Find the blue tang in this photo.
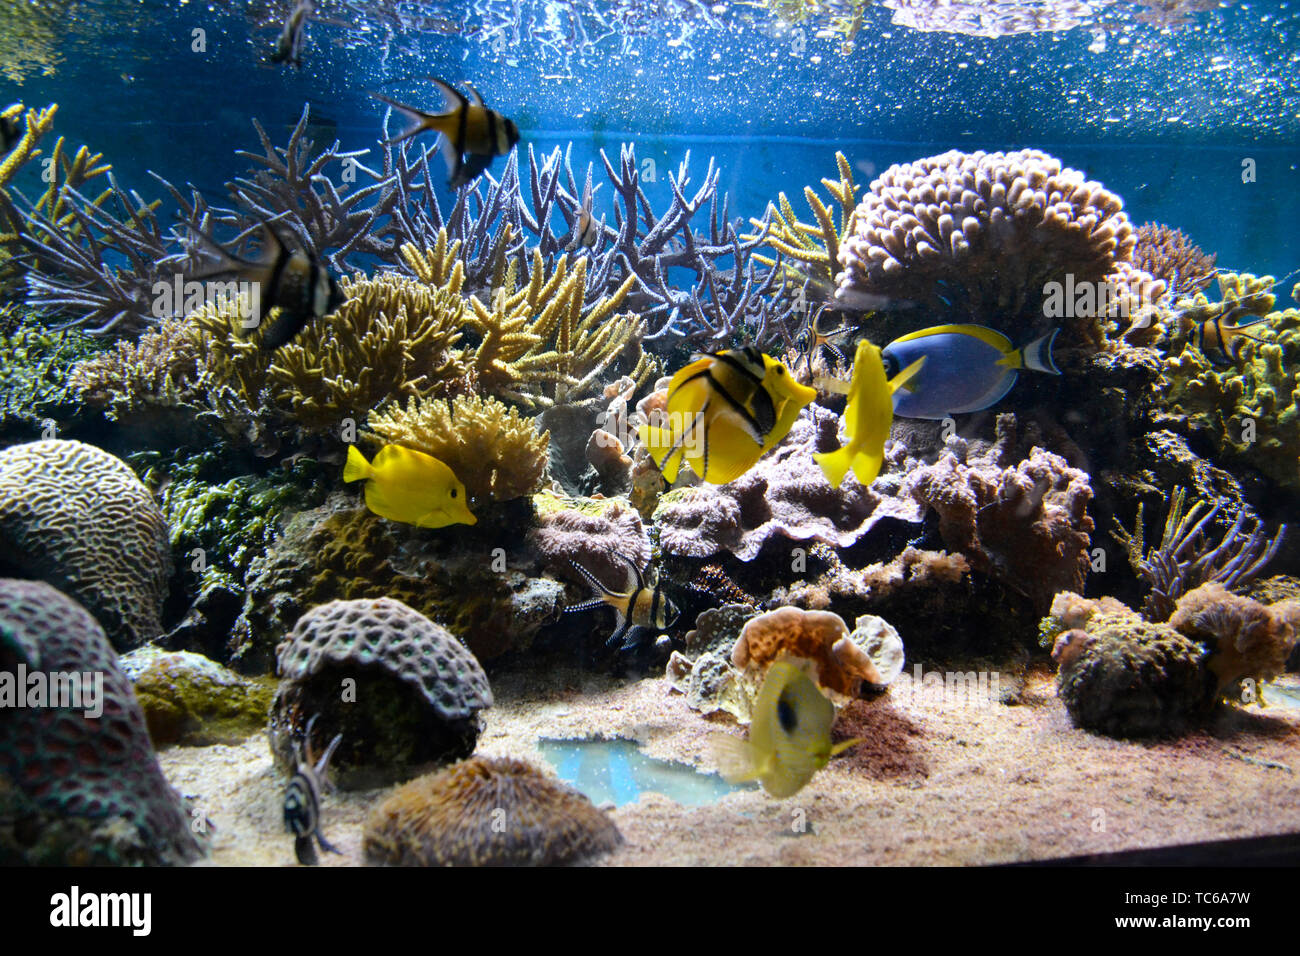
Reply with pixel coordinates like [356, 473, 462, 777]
[882, 324, 1060, 420]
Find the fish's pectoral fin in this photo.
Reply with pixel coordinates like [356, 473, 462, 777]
[315, 831, 343, 856]
[828, 737, 866, 758]
[709, 733, 760, 784]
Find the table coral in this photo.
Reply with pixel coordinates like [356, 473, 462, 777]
[362, 755, 622, 866]
[836, 148, 1151, 349]
[0, 579, 206, 865]
[270, 597, 493, 790]
[367, 393, 549, 503]
[0, 439, 171, 650]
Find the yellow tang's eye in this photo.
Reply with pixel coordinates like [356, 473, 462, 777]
[450, 488, 458, 497]
[775, 366, 785, 375]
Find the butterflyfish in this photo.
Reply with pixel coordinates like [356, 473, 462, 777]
[637, 347, 817, 485]
[710, 660, 864, 799]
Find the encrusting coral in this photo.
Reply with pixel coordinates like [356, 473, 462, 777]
[269, 597, 493, 790]
[530, 497, 652, 592]
[0, 439, 172, 650]
[367, 393, 549, 503]
[732, 606, 893, 699]
[362, 755, 622, 866]
[1155, 274, 1300, 490]
[0, 579, 206, 865]
[836, 148, 1158, 349]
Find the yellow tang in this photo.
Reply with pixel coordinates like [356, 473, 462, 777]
[814, 339, 924, 490]
[637, 346, 816, 485]
[343, 444, 476, 529]
[711, 660, 864, 799]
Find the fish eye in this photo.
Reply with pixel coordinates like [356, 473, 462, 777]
[450, 488, 457, 497]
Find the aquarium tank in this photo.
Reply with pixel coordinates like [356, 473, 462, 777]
[0, 0, 1298, 872]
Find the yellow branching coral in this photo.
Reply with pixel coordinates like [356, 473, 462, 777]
[401, 225, 514, 294]
[367, 393, 550, 502]
[463, 251, 654, 407]
[0, 102, 57, 189]
[190, 272, 470, 433]
[745, 151, 859, 299]
[1157, 273, 1300, 490]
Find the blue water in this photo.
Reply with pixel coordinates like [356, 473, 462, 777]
[4, 0, 1297, 278]
[538, 737, 751, 806]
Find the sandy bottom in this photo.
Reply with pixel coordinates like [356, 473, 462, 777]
[159, 668, 1300, 866]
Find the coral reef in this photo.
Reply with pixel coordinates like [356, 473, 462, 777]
[0, 439, 171, 650]
[1132, 222, 1216, 296]
[0, 579, 205, 865]
[119, 647, 275, 747]
[1050, 608, 1216, 738]
[1155, 275, 1300, 491]
[904, 417, 1095, 613]
[362, 755, 622, 866]
[269, 597, 493, 790]
[367, 393, 549, 503]
[747, 151, 859, 302]
[1167, 582, 1300, 702]
[530, 496, 652, 590]
[232, 495, 565, 667]
[732, 605, 893, 699]
[836, 148, 1152, 349]
[667, 603, 759, 720]
[1111, 487, 1286, 622]
[0, 321, 104, 438]
[653, 405, 925, 561]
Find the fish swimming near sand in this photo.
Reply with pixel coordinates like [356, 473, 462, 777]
[369, 77, 520, 189]
[186, 221, 344, 349]
[565, 552, 679, 649]
[284, 715, 343, 866]
[637, 347, 816, 485]
[343, 444, 476, 529]
[814, 339, 924, 489]
[880, 324, 1060, 420]
[711, 660, 864, 798]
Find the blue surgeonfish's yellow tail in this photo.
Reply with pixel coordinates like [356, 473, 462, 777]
[1012, 328, 1061, 374]
[342, 445, 373, 484]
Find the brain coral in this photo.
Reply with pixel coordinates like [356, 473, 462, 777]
[269, 597, 493, 789]
[836, 149, 1148, 349]
[0, 579, 205, 865]
[362, 755, 622, 866]
[0, 439, 172, 650]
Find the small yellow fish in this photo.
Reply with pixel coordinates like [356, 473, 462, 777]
[637, 346, 816, 485]
[814, 339, 924, 489]
[711, 660, 863, 798]
[343, 444, 476, 529]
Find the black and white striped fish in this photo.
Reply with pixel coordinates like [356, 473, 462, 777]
[566, 552, 679, 649]
[284, 715, 343, 866]
[564, 180, 604, 252]
[268, 0, 313, 68]
[188, 221, 344, 349]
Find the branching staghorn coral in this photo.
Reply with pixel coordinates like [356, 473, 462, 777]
[1111, 487, 1287, 622]
[746, 151, 859, 302]
[367, 393, 550, 503]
